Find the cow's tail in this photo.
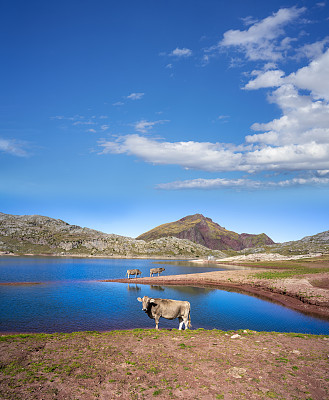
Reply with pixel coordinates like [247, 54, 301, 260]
[188, 307, 192, 329]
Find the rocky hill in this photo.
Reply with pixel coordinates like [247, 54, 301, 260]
[136, 214, 274, 251]
[0, 212, 225, 258]
[243, 229, 329, 257]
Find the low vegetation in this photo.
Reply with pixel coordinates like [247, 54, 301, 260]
[249, 256, 329, 280]
[1, 329, 328, 399]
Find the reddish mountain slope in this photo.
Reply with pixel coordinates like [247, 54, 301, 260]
[136, 214, 274, 251]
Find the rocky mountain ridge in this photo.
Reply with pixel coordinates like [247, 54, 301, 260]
[0, 212, 225, 258]
[137, 214, 274, 251]
[243, 229, 329, 257]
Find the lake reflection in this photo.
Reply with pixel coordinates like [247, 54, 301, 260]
[0, 257, 329, 334]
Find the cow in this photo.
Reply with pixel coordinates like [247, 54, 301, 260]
[150, 267, 165, 277]
[126, 269, 142, 279]
[137, 295, 191, 330]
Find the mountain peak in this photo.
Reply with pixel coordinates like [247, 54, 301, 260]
[136, 214, 274, 251]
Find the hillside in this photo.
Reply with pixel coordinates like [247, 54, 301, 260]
[245, 229, 329, 256]
[136, 214, 274, 251]
[0, 212, 225, 258]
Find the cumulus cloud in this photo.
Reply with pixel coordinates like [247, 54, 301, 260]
[243, 48, 329, 148]
[288, 48, 329, 100]
[98, 134, 329, 173]
[169, 48, 192, 57]
[0, 138, 28, 157]
[219, 7, 305, 61]
[244, 69, 285, 89]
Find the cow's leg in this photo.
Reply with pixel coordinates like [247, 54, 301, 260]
[154, 316, 160, 330]
[178, 317, 184, 330]
[183, 316, 189, 330]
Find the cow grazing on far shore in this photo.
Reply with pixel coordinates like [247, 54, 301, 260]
[137, 296, 191, 330]
[126, 269, 142, 279]
[150, 267, 165, 277]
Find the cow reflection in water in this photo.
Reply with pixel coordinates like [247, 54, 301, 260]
[137, 295, 191, 330]
[150, 285, 165, 292]
[127, 284, 141, 292]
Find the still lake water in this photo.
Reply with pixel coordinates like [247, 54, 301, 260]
[1, 257, 329, 334]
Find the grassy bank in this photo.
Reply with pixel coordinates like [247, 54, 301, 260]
[1, 329, 328, 399]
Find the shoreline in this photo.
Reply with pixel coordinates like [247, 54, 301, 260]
[0, 253, 197, 260]
[102, 269, 329, 321]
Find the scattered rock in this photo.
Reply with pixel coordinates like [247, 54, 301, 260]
[228, 367, 247, 379]
[230, 334, 241, 339]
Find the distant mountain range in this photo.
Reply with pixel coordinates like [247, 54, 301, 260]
[137, 214, 274, 251]
[0, 212, 328, 258]
[0, 212, 225, 258]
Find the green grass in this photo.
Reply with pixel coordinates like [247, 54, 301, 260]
[252, 260, 329, 280]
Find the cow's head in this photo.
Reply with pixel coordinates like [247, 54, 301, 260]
[137, 296, 155, 311]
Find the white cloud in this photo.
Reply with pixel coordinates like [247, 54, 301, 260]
[98, 134, 329, 173]
[133, 120, 169, 133]
[170, 47, 192, 57]
[246, 85, 329, 146]
[243, 47, 329, 148]
[244, 69, 285, 90]
[296, 37, 329, 60]
[100, 125, 110, 131]
[126, 93, 144, 100]
[87, 129, 97, 133]
[288, 48, 329, 100]
[112, 101, 124, 106]
[156, 176, 329, 190]
[218, 7, 305, 61]
[98, 8, 329, 190]
[0, 138, 28, 157]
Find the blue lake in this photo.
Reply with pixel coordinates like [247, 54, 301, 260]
[1, 257, 329, 334]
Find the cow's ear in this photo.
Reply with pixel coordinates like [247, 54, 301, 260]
[137, 297, 142, 302]
[150, 298, 156, 303]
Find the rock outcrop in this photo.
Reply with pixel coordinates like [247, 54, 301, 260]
[137, 214, 274, 251]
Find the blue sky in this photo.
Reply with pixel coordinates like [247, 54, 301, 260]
[1, 0, 329, 242]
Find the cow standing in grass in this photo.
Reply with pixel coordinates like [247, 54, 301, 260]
[137, 296, 191, 330]
[150, 267, 165, 277]
[126, 269, 142, 279]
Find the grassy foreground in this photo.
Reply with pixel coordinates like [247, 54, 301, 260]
[1, 329, 328, 400]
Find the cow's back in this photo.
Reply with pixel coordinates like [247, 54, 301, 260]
[152, 299, 190, 320]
